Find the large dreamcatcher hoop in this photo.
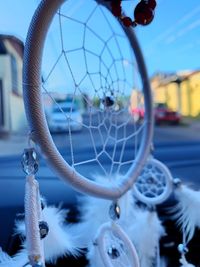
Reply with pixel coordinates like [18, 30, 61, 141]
[23, 0, 154, 200]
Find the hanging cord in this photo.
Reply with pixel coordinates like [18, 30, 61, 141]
[22, 135, 45, 267]
[178, 231, 191, 266]
[24, 174, 44, 266]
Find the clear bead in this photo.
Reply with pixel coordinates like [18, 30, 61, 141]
[21, 148, 39, 175]
[109, 202, 120, 220]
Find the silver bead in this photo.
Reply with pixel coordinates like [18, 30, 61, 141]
[39, 221, 49, 239]
[107, 245, 120, 259]
[109, 202, 120, 220]
[173, 178, 182, 187]
[21, 148, 39, 175]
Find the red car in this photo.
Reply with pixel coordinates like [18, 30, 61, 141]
[131, 106, 145, 122]
[131, 103, 181, 125]
[154, 103, 181, 125]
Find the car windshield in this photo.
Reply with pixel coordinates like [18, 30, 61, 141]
[0, 1, 200, 267]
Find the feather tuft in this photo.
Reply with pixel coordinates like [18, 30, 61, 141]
[0, 248, 30, 267]
[74, 174, 165, 267]
[128, 207, 165, 267]
[74, 174, 136, 248]
[0, 248, 12, 263]
[173, 185, 200, 242]
[15, 205, 81, 263]
[179, 257, 196, 267]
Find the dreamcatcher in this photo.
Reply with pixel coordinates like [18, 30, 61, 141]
[0, 0, 159, 266]
[133, 155, 174, 206]
[0, 144, 80, 267]
[3, 0, 199, 267]
[130, 150, 173, 267]
[132, 155, 200, 267]
[6, 0, 199, 264]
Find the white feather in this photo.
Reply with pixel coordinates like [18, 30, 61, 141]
[74, 174, 136, 248]
[0, 248, 30, 267]
[173, 185, 200, 242]
[74, 174, 165, 267]
[127, 208, 165, 267]
[179, 257, 196, 267]
[0, 248, 12, 263]
[42, 206, 80, 262]
[81, 191, 137, 267]
[87, 244, 105, 267]
[15, 205, 81, 263]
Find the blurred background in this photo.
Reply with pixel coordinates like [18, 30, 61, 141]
[0, 0, 200, 180]
[0, 2, 200, 266]
[0, 0, 200, 138]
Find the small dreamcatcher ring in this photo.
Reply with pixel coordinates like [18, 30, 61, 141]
[94, 221, 140, 267]
[133, 158, 173, 205]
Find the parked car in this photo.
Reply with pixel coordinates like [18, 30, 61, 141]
[130, 105, 145, 122]
[131, 103, 181, 125]
[154, 103, 181, 125]
[48, 102, 83, 132]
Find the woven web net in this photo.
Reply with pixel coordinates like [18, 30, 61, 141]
[41, 0, 146, 178]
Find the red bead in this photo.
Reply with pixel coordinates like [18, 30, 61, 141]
[121, 16, 133, 27]
[112, 6, 121, 17]
[134, 1, 154, 25]
[111, 1, 122, 17]
[147, 0, 157, 10]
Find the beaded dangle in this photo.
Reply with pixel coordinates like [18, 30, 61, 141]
[178, 239, 195, 267]
[93, 201, 140, 267]
[21, 143, 46, 267]
[110, 0, 157, 27]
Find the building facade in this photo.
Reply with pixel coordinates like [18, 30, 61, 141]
[0, 35, 27, 135]
[151, 71, 200, 117]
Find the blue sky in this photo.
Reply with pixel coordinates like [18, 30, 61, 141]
[136, 0, 200, 75]
[0, 0, 200, 77]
